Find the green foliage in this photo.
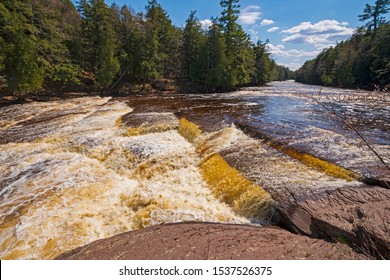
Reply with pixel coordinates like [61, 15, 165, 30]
[0, 0, 281, 94]
[359, 0, 390, 32]
[143, 0, 181, 81]
[111, 5, 144, 83]
[219, 0, 255, 88]
[206, 20, 229, 89]
[7, 33, 44, 91]
[296, 1, 390, 89]
[181, 11, 204, 79]
[78, 0, 119, 88]
[0, 0, 43, 92]
[0, 0, 80, 93]
[371, 24, 390, 86]
[180, 0, 278, 90]
[273, 64, 295, 81]
[296, 23, 390, 89]
[252, 41, 271, 84]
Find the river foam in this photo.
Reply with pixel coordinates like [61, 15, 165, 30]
[0, 97, 247, 259]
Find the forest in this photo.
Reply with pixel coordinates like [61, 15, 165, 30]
[0, 0, 292, 95]
[295, 0, 390, 90]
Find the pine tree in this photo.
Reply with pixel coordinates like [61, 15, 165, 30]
[32, 0, 81, 86]
[181, 11, 204, 79]
[219, 0, 240, 57]
[371, 24, 390, 86]
[297, 1, 390, 89]
[111, 5, 144, 83]
[0, 0, 44, 92]
[359, 0, 390, 32]
[252, 41, 271, 85]
[78, 0, 119, 87]
[142, 0, 180, 83]
[206, 19, 229, 89]
[219, 0, 254, 87]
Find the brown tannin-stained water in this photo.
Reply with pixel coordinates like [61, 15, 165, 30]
[0, 81, 389, 259]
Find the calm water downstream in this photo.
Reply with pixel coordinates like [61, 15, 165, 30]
[0, 81, 389, 259]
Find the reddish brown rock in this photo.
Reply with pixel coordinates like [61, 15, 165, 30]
[277, 186, 390, 258]
[56, 223, 367, 260]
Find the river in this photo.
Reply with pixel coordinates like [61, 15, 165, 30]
[0, 81, 389, 259]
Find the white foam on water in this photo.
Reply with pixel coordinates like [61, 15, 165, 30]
[198, 126, 362, 195]
[0, 97, 247, 260]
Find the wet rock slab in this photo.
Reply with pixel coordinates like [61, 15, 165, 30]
[56, 222, 367, 260]
[198, 129, 390, 258]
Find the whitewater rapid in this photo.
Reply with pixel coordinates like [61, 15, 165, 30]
[1, 81, 388, 259]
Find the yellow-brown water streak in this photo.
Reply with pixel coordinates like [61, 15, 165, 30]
[178, 118, 276, 222]
[0, 98, 248, 259]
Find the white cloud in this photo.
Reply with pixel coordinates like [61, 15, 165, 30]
[200, 19, 212, 30]
[267, 27, 280, 33]
[248, 28, 259, 42]
[260, 19, 275, 26]
[281, 20, 354, 47]
[279, 62, 303, 71]
[238, 6, 262, 25]
[267, 43, 320, 58]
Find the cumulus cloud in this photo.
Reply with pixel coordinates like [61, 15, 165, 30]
[281, 20, 354, 47]
[200, 19, 212, 30]
[260, 19, 275, 26]
[238, 6, 262, 25]
[267, 44, 320, 58]
[267, 27, 280, 33]
[279, 62, 303, 71]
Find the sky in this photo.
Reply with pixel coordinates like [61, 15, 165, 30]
[104, 0, 385, 70]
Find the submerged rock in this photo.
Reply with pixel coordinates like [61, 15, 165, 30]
[56, 222, 367, 260]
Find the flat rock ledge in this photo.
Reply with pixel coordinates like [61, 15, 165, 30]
[276, 185, 390, 259]
[56, 223, 367, 260]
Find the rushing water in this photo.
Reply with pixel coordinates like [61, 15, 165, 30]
[0, 81, 389, 259]
[123, 81, 390, 181]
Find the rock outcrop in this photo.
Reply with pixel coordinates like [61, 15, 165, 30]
[276, 185, 390, 259]
[57, 223, 367, 260]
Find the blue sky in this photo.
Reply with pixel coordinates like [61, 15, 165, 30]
[104, 0, 384, 70]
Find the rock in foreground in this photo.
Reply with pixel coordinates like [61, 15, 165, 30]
[277, 185, 390, 259]
[56, 223, 367, 260]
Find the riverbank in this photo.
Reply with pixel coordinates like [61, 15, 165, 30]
[0, 78, 242, 108]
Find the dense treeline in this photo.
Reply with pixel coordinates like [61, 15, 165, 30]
[296, 0, 390, 89]
[0, 0, 290, 94]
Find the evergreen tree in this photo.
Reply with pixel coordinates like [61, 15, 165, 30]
[297, 1, 390, 89]
[371, 24, 390, 85]
[141, 0, 180, 84]
[359, 0, 390, 32]
[78, 0, 119, 87]
[33, 0, 81, 86]
[114, 6, 144, 83]
[219, 0, 241, 57]
[181, 11, 203, 79]
[0, 0, 280, 94]
[0, 0, 44, 92]
[252, 41, 271, 85]
[206, 19, 229, 89]
[219, 0, 254, 87]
